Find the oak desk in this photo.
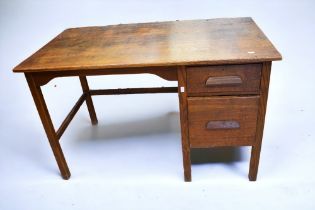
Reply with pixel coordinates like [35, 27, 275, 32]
[13, 17, 281, 181]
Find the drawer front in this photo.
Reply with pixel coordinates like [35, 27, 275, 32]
[188, 96, 259, 147]
[187, 64, 262, 96]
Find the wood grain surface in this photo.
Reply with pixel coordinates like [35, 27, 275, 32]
[13, 17, 281, 73]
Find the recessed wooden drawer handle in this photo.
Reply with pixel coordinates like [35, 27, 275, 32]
[206, 120, 240, 130]
[205, 76, 242, 86]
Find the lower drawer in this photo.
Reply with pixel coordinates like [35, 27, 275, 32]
[188, 96, 259, 147]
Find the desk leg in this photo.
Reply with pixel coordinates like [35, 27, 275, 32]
[178, 67, 192, 182]
[249, 62, 271, 181]
[79, 76, 98, 125]
[25, 73, 71, 180]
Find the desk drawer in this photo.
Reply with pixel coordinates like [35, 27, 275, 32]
[187, 64, 262, 96]
[188, 96, 259, 147]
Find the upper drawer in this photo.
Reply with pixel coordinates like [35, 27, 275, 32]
[187, 64, 262, 96]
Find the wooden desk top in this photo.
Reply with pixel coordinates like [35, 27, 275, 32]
[13, 17, 281, 73]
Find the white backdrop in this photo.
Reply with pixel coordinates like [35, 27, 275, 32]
[1, 0, 314, 209]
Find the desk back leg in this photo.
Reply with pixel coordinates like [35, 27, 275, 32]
[25, 73, 71, 180]
[79, 76, 98, 125]
[178, 66, 192, 182]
